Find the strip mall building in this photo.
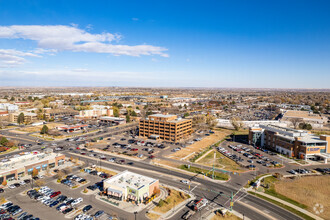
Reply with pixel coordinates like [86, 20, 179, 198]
[249, 124, 330, 162]
[0, 151, 65, 182]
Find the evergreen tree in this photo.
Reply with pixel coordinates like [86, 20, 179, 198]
[40, 125, 49, 134]
[17, 113, 25, 125]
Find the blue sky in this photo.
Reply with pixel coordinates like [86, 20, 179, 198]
[0, 0, 329, 88]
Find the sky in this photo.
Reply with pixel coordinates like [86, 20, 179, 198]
[0, 0, 329, 88]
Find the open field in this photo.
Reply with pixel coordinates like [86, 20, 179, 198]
[197, 150, 243, 171]
[17, 122, 66, 133]
[274, 176, 330, 219]
[153, 187, 190, 214]
[168, 130, 231, 160]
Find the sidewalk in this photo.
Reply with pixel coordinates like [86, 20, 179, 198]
[246, 175, 323, 220]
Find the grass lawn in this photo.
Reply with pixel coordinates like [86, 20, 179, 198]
[146, 213, 160, 220]
[197, 150, 243, 171]
[94, 167, 117, 176]
[248, 191, 314, 220]
[0, 146, 18, 155]
[274, 176, 330, 219]
[259, 176, 308, 209]
[179, 165, 229, 181]
[212, 212, 242, 220]
[153, 187, 190, 214]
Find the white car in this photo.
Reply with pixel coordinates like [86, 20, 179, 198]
[8, 184, 16, 189]
[19, 181, 26, 185]
[108, 158, 115, 162]
[180, 180, 189, 184]
[71, 198, 83, 206]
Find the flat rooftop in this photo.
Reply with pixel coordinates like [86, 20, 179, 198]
[149, 114, 176, 118]
[0, 151, 63, 173]
[104, 170, 157, 190]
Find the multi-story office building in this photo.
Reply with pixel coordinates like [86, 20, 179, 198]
[9, 112, 37, 123]
[0, 151, 65, 182]
[139, 114, 192, 142]
[249, 124, 330, 162]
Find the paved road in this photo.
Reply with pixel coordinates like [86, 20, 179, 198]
[68, 151, 303, 220]
[2, 127, 327, 220]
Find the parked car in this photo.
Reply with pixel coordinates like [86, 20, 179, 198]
[82, 205, 93, 212]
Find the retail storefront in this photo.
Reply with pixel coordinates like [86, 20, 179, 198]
[6, 173, 15, 181]
[42, 164, 48, 170]
[57, 159, 65, 166]
[107, 188, 123, 201]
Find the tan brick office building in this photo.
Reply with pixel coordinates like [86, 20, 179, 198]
[249, 124, 330, 162]
[139, 114, 192, 142]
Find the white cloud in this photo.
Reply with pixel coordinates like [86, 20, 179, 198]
[0, 25, 168, 57]
[71, 68, 89, 72]
[0, 49, 40, 67]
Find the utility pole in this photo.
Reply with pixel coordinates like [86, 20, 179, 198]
[230, 191, 233, 211]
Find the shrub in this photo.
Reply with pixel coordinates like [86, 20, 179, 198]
[158, 199, 164, 207]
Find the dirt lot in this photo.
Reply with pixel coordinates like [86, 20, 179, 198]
[197, 150, 243, 171]
[274, 176, 330, 219]
[168, 130, 231, 160]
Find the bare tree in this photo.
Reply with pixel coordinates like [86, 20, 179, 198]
[289, 118, 303, 129]
[231, 117, 243, 131]
[206, 115, 217, 129]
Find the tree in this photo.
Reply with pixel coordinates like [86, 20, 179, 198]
[17, 113, 25, 125]
[192, 115, 206, 127]
[126, 114, 130, 123]
[289, 118, 303, 129]
[32, 168, 38, 177]
[183, 113, 189, 118]
[56, 170, 65, 180]
[131, 111, 137, 117]
[206, 115, 217, 129]
[35, 179, 45, 187]
[0, 137, 8, 146]
[40, 125, 49, 134]
[231, 117, 243, 131]
[113, 106, 119, 117]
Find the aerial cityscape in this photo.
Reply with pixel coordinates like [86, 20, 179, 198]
[0, 1, 329, 220]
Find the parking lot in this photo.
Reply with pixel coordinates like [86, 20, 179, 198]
[0, 165, 132, 220]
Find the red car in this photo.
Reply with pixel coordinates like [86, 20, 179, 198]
[131, 148, 138, 151]
[50, 191, 61, 198]
[149, 155, 155, 159]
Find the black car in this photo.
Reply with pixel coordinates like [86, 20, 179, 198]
[82, 205, 92, 212]
[56, 195, 67, 202]
[0, 188, 4, 193]
[62, 207, 73, 214]
[24, 179, 31, 183]
[14, 183, 21, 187]
[65, 199, 75, 205]
[78, 178, 86, 183]
[94, 210, 104, 218]
[87, 185, 97, 191]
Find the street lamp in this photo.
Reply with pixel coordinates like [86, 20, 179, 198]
[134, 211, 138, 220]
